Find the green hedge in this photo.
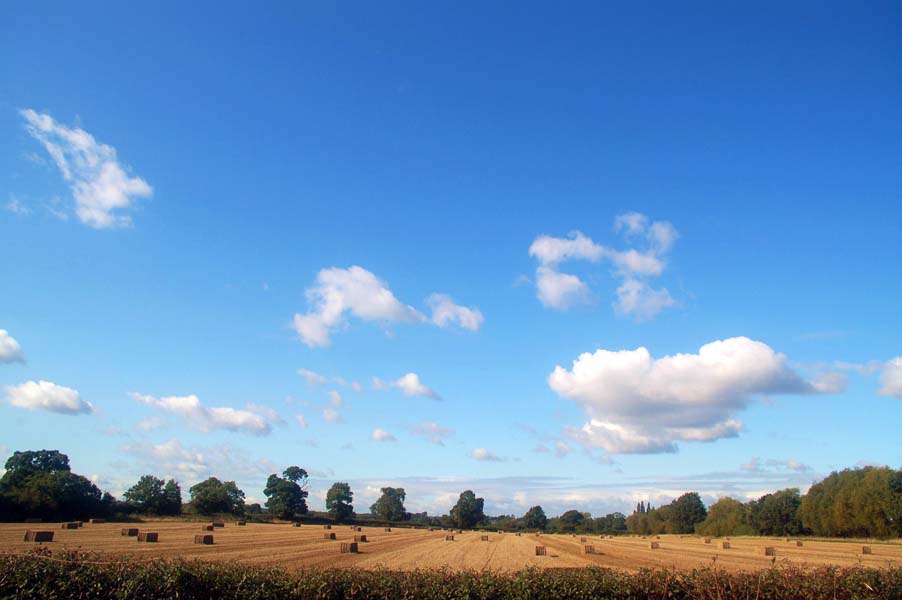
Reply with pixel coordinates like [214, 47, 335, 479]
[1, 549, 900, 599]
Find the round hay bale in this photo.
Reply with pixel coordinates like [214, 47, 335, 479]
[340, 542, 359, 553]
[324, 532, 336, 540]
[194, 534, 214, 545]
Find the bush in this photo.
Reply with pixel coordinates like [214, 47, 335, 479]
[2, 549, 901, 600]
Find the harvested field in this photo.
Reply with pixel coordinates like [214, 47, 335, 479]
[0, 523, 899, 573]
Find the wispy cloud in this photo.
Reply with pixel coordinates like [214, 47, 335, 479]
[20, 109, 152, 228]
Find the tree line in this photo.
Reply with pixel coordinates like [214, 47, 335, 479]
[626, 467, 902, 539]
[1, 449, 899, 538]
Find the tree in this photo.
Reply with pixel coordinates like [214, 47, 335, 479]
[0, 450, 70, 489]
[450, 490, 485, 529]
[162, 479, 182, 515]
[264, 467, 309, 520]
[370, 487, 407, 521]
[670, 492, 707, 534]
[696, 497, 751, 537]
[0, 449, 104, 520]
[522, 505, 547, 530]
[188, 477, 245, 515]
[326, 482, 354, 521]
[556, 510, 586, 532]
[124, 475, 167, 514]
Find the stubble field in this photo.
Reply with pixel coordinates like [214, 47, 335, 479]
[2, 521, 899, 573]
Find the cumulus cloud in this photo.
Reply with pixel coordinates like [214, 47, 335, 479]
[372, 428, 397, 442]
[535, 266, 592, 309]
[411, 421, 454, 445]
[20, 109, 152, 228]
[373, 373, 440, 399]
[291, 266, 481, 347]
[529, 214, 678, 319]
[878, 357, 902, 398]
[554, 441, 572, 458]
[328, 390, 343, 407]
[427, 293, 484, 331]
[295, 414, 308, 428]
[129, 392, 275, 435]
[471, 447, 504, 461]
[4, 380, 93, 415]
[0, 330, 25, 363]
[549, 336, 843, 454]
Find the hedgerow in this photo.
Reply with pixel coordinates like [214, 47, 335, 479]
[1, 549, 900, 600]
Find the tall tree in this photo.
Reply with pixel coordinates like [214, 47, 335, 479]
[123, 475, 167, 514]
[188, 477, 245, 515]
[522, 505, 548, 530]
[162, 479, 182, 515]
[264, 467, 309, 520]
[670, 492, 708, 534]
[325, 482, 354, 521]
[450, 490, 485, 528]
[370, 487, 407, 521]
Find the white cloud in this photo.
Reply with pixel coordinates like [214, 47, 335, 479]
[129, 392, 275, 435]
[295, 414, 308, 428]
[135, 416, 165, 432]
[550, 337, 842, 454]
[4, 380, 93, 415]
[427, 293, 484, 331]
[322, 407, 342, 423]
[411, 421, 454, 445]
[740, 457, 812, 474]
[291, 266, 425, 347]
[373, 373, 440, 399]
[529, 231, 604, 266]
[471, 447, 504, 462]
[878, 357, 902, 398]
[614, 212, 649, 236]
[614, 278, 674, 321]
[529, 214, 678, 319]
[20, 109, 152, 228]
[297, 368, 328, 385]
[372, 428, 397, 442]
[292, 266, 481, 347]
[0, 330, 25, 363]
[327, 390, 343, 407]
[535, 266, 591, 309]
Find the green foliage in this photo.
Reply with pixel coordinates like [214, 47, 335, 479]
[801, 466, 902, 538]
[670, 492, 707, 534]
[263, 467, 308, 520]
[369, 487, 407, 521]
[695, 497, 753, 537]
[748, 488, 804, 536]
[123, 475, 181, 515]
[2, 550, 901, 600]
[0, 450, 104, 521]
[325, 482, 354, 521]
[522, 505, 547, 530]
[188, 477, 245, 515]
[450, 490, 485, 528]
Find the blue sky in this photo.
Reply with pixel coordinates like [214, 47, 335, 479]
[1, 2, 900, 516]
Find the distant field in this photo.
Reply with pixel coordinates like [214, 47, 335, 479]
[2, 522, 900, 572]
